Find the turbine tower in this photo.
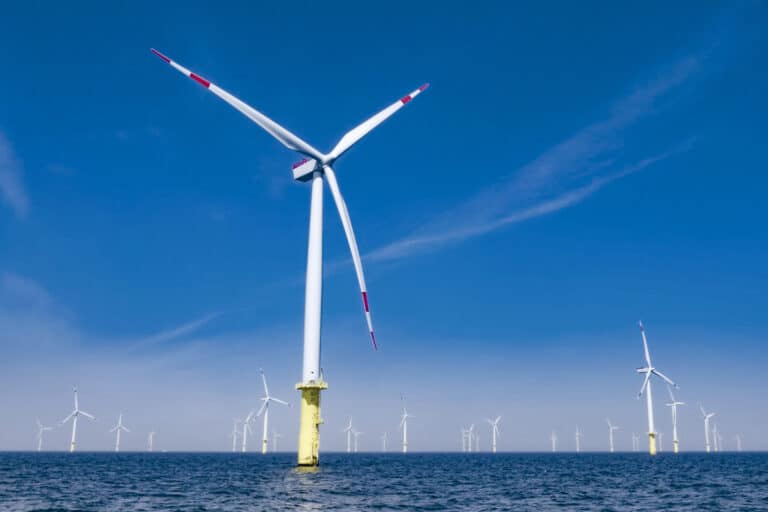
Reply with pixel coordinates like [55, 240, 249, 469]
[381, 432, 388, 452]
[35, 420, 54, 452]
[59, 386, 95, 453]
[606, 419, 619, 453]
[231, 419, 240, 453]
[636, 321, 678, 455]
[712, 424, 720, 452]
[460, 428, 469, 452]
[343, 418, 353, 454]
[550, 431, 557, 453]
[665, 386, 685, 453]
[109, 412, 131, 452]
[148, 431, 156, 452]
[151, 49, 429, 467]
[700, 404, 715, 453]
[735, 434, 742, 452]
[468, 424, 475, 453]
[575, 426, 582, 453]
[658, 431, 664, 452]
[257, 369, 289, 454]
[272, 431, 282, 452]
[632, 433, 639, 452]
[486, 416, 501, 453]
[400, 397, 411, 454]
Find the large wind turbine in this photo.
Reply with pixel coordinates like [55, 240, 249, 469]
[486, 416, 501, 453]
[59, 386, 95, 453]
[151, 49, 428, 467]
[606, 419, 619, 453]
[343, 418, 353, 454]
[550, 431, 557, 453]
[665, 386, 685, 453]
[400, 397, 411, 454]
[109, 412, 130, 452]
[700, 404, 715, 453]
[35, 420, 54, 452]
[636, 321, 677, 455]
[257, 369, 289, 454]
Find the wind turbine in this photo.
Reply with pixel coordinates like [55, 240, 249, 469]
[109, 412, 131, 452]
[475, 432, 480, 452]
[35, 420, 54, 452]
[550, 431, 557, 453]
[257, 369, 289, 454]
[272, 431, 282, 452]
[632, 433, 639, 452]
[636, 321, 677, 455]
[486, 416, 501, 453]
[381, 432, 388, 452]
[606, 419, 619, 453]
[241, 410, 256, 453]
[735, 434, 742, 452]
[700, 404, 715, 453]
[467, 424, 475, 453]
[343, 418, 353, 454]
[59, 386, 95, 453]
[147, 431, 156, 452]
[151, 49, 429, 467]
[575, 426, 582, 453]
[231, 419, 240, 453]
[665, 386, 685, 453]
[400, 397, 411, 454]
[658, 431, 664, 452]
[353, 430, 362, 453]
[712, 424, 720, 452]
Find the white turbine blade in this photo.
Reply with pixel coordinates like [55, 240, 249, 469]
[652, 369, 677, 387]
[399, 416, 406, 429]
[256, 401, 268, 417]
[667, 385, 676, 402]
[638, 321, 652, 366]
[122, 426, 131, 433]
[80, 411, 95, 420]
[109, 425, 118, 433]
[260, 369, 269, 397]
[323, 165, 377, 349]
[495, 416, 501, 424]
[638, 371, 651, 397]
[150, 49, 324, 161]
[329, 83, 430, 159]
[699, 403, 706, 417]
[60, 411, 75, 425]
[270, 397, 289, 406]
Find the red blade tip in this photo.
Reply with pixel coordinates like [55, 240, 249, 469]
[150, 48, 171, 64]
[419, 83, 430, 91]
[370, 332, 378, 351]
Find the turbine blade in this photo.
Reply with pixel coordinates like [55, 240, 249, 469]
[652, 369, 676, 387]
[80, 411, 95, 420]
[667, 385, 676, 402]
[638, 371, 651, 397]
[330, 83, 429, 159]
[323, 165, 377, 349]
[256, 401, 268, 417]
[271, 398, 289, 406]
[60, 412, 75, 425]
[150, 49, 324, 161]
[638, 321, 652, 367]
[260, 369, 269, 397]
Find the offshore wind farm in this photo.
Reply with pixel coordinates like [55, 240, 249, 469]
[1, 1, 767, 511]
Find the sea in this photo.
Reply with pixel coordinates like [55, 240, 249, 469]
[0, 452, 766, 511]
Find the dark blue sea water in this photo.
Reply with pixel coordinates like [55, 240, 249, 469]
[0, 452, 766, 511]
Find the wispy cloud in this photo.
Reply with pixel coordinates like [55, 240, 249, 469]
[131, 312, 222, 349]
[1, 272, 53, 308]
[364, 56, 701, 264]
[0, 132, 29, 218]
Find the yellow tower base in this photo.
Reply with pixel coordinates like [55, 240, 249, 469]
[296, 380, 328, 467]
[673, 440, 679, 454]
[648, 433, 657, 456]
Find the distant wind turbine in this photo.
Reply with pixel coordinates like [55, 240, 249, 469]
[486, 416, 501, 453]
[575, 426, 582, 453]
[241, 410, 256, 453]
[257, 369, 289, 454]
[658, 431, 664, 452]
[343, 418, 353, 453]
[665, 386, 685, 453]
[712, 424, 721, 453]
[735, 434, 742, 452]
[59, 386, 95, 453]
[272, 431, 282, 452]
[399, 396, 411, 454]
[700, 404, 715, 453]
[109, 412, 130, 452]
[353, 430, 362, 453]
[632, 433, 639, 452]
[606, 419, 619, 453]
[636, 321, 678, 455]
[460, 428, 469, 452]
[231, 419, 240, 453]
[35, 420, 54, 452]
[147, 431, 156, 452]
[550, 431, 557, 453]
[468, 424, 476, 453]
[381, 432, 388, 452]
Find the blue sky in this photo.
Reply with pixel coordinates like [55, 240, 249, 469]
[0, 2, 766, 452]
